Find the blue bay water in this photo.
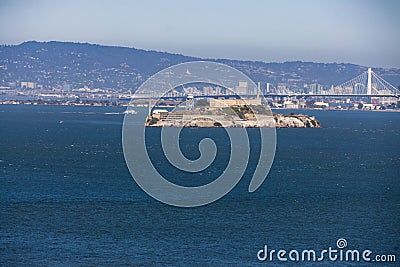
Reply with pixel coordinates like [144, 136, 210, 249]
[0, 105, 399, 266]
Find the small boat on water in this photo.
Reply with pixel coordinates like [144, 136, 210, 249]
[123, 109, 138, 115]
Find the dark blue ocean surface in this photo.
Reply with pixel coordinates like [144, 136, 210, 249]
[0, 105, 399, 266]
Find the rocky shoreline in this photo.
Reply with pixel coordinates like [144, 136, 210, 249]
[273, 113, 321, 128]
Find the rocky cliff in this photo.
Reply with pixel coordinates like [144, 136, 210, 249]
[274, 113, 321, 128]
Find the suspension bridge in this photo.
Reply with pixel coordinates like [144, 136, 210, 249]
[335, 68, 398, 96]
[259, 68, 399, 99]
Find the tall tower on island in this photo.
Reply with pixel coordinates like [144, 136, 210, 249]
[186, 94, 194, 110]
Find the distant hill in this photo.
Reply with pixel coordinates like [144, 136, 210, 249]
[1, 41, 399, 91]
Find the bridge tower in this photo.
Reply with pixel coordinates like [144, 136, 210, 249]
[367, 67, 372, 95]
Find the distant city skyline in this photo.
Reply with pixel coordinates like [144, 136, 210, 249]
[1, 0, 399, 68]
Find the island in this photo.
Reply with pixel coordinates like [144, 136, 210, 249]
[145, 104, 321, 128]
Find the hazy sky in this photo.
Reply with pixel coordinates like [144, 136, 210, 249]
[1, 0, 399, 68]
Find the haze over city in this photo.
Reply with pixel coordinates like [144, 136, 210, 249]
[1, 0, 399, 68]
